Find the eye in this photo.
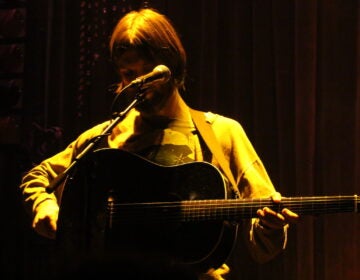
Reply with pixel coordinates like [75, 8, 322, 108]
[119, 69, 136, 83]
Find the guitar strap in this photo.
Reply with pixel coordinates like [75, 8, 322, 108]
[190, 108, 240, 198]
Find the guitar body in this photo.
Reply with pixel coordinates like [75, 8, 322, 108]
[56, 148, 238, 273]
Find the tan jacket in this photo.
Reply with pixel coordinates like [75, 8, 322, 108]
[20, 108, 288, 279]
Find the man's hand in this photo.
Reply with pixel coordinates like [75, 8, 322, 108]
[32, 200, 59, 239]
[257, 192, 299, 230]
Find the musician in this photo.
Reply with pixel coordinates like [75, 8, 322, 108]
[19, 8, 299, 280]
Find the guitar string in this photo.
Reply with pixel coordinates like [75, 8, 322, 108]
[106, 196, 358, 223]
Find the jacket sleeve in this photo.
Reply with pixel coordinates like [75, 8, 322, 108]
[209, 113, 288, 263]
[19, 121, 110, 218]
[238, 161, 289, 263]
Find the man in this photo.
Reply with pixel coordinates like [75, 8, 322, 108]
[20, 8, 299, 279]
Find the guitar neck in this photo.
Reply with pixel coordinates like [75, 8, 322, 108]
[110, 195, 359, 223]
[181, 195, 359, 221]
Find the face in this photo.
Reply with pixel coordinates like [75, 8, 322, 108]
[116, 49, 173, 115]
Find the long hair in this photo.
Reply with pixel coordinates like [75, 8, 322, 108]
[109, 8, 187, 90]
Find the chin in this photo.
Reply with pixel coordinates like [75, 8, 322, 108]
[135, 101, 156, 114]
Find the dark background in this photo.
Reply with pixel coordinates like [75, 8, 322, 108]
[0, 0, 359, 279]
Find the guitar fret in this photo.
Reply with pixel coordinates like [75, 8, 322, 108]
[355, 194, 358, 213]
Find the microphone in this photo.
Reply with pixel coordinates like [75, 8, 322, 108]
[128, 65, 171, 89]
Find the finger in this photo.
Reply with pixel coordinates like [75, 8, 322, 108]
[258, 208, 287, 229]
[32, 217, 38, 228]
[49, 218, 58, 231]
[257, 207, 276, 217]
[263, 207, 280, 216]
[282, 208, 299, 217]
[282, 208, 300, 223]
[271, 192, 282, 203]
[256, 208, 265, 218]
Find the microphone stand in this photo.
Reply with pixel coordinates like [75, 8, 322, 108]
[46, 87, 145, 194]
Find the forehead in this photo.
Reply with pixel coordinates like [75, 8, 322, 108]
[117, 49, 154, 68]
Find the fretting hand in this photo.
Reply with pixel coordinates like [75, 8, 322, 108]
[257, 192, 299, 230]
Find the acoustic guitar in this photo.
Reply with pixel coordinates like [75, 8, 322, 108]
[56, 148, 359, 273]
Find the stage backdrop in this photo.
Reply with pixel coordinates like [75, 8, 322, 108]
[2, 1, 358, 280]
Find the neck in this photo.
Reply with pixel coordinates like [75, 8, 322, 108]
[141, 89, 191, 122]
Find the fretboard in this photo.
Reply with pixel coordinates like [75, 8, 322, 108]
[108, 195, 359, 223]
